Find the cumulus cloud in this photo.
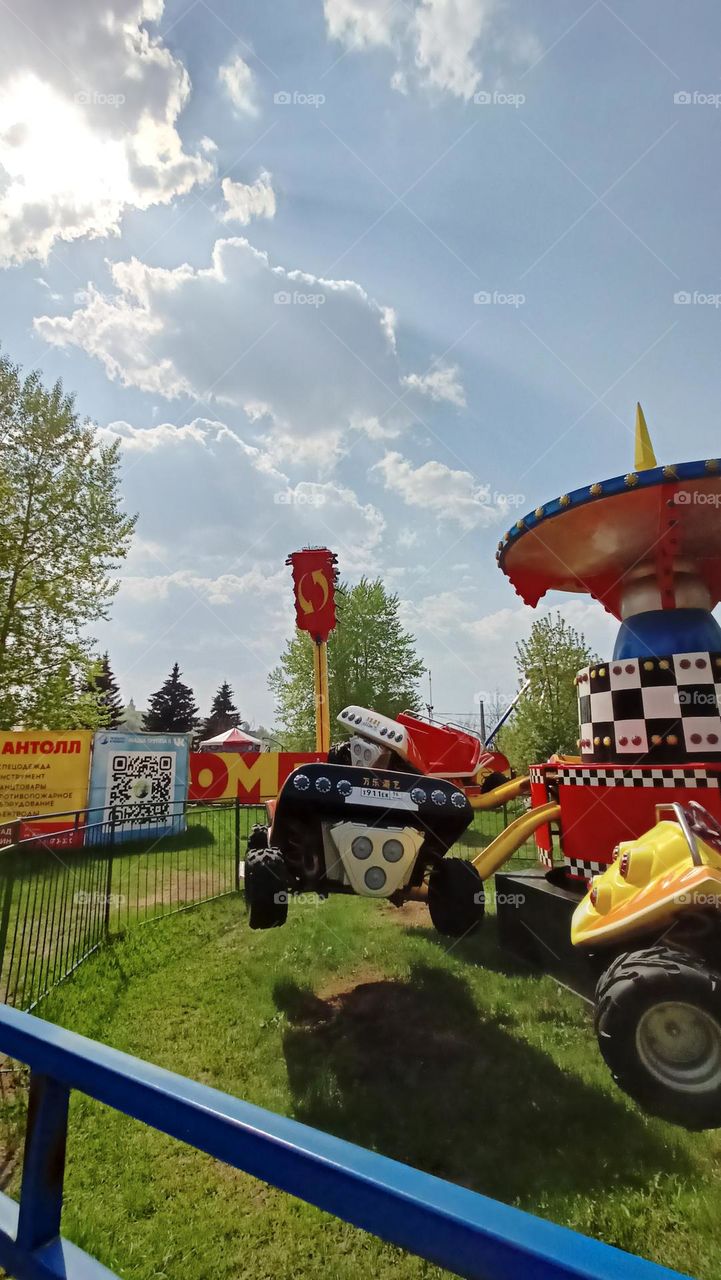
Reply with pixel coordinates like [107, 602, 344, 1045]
[373, 451, 503, 529]
[401, 362, 466, 407]
[102, 415, 289, 484]
[34, 236, 410, 458]
[0, 0, 212, 265]
[323, 0, 537, 100]
[122, 566, 287, 606]
[219, 53, 258, 115]
[220, 172, 276, 225]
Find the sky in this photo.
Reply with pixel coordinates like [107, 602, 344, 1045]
[2, 0, 721, 730]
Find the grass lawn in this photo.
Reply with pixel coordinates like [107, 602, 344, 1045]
[7, 891, 717, 1279]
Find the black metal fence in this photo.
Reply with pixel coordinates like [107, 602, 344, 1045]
[0, 794, 541, 1013]
[0, 801, 267, 1011]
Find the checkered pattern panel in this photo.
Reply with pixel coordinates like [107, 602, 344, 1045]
[557, 765, 719, 788]
[529, 767, 547, 784]
[538, 848, 553, 869]
[577, 651, 721, 764]
[564, 856, 606, 879]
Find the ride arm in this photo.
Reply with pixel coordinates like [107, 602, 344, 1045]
[471, 802, 561, 880]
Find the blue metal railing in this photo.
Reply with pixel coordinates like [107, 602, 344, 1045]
[0, 1004, 689, 1280]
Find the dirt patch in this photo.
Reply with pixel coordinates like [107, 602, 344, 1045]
[278, 969, 475, 1064]
[381, 899, 430, 929]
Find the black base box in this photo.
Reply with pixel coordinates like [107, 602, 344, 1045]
[494, 868, 598, 1000]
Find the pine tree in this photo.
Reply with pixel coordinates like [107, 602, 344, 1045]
[199, 681, 240, 741]
[85, 652, 123, 727]
[143, 663, 199, 733]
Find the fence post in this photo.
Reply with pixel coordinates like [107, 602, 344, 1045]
[104, 815, 116, 935]
[234, 798, 241, 892]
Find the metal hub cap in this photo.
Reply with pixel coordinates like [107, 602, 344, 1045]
[636, 1001, 721, 1093]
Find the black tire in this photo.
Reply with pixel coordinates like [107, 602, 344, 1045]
[245, 846, 289, 930]
[595, 945, 721, 1129]
[246, 823, 269, 852]
[480, 771, 508, 794]
[427, 858, 484, 937]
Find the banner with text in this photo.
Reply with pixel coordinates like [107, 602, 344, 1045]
[189, 751, 323, 803]
[0, 731, 93, 847]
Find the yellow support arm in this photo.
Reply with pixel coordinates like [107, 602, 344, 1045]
[471, 802, 561, 880]
[468, 774, 530, 811]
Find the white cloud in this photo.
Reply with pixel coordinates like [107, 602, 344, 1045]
[219, 54, 258, 115]
[34, 236, 410, 458]
[122, 566, 287, 606]
[103, 415, 289, 485]
[373, 451, 502, 529]
[324, 0, 397, 49]
[401, 362, 466, 407]
[0, 1, 212, 265]
[220, 171, 276, 225]
[324, 0, 536, 100]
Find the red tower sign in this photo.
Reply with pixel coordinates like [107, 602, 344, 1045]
[286, 548, 338, 643]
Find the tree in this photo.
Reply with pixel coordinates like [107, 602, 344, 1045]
[0, 351, 135, 728]
[84, 652, 123, 728]
[499, 612, 596, 772]
[268, 578, 425, 748]
[143, 663, 199, 733]
[199, 681, 240, 742]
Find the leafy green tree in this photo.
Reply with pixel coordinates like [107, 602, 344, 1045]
[143, 663, 199, 733]
[199, 681, 240, 742]
[499, 612, 595, 771]
[83, 652, 123, 728]
[0, 351, 135, 728]
[268, 578, 425, 748]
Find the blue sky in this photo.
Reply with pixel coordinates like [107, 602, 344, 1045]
[2, 0, 720, 728]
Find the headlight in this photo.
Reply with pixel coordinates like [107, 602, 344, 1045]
[351, 835, 373, 859]
[382, 838, 404, 863]
[365, 866, 387, 890]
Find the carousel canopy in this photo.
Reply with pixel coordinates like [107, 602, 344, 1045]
[497, 409, 721, 620]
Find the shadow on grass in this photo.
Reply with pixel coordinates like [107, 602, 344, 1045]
[273, 963, 689, 1208]
[404, 919, 533, 977]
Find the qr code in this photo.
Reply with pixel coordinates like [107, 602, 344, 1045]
[108, 753, 174, 825]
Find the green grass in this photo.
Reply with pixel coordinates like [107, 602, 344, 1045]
[0, 892, 713, 1279]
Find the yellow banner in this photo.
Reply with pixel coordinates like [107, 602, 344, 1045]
[0, 731, 93, 826]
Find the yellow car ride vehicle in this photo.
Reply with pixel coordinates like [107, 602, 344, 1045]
[572, 801, 721, 1129]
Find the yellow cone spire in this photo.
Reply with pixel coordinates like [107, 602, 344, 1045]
[634, 402, 657, 471]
